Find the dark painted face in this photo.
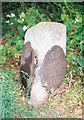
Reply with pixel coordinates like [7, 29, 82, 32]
[20, 42, 33, 90]
[40, 45, 66, 91]
[23, 42, 32, 59]
[20, 42, 32, 65]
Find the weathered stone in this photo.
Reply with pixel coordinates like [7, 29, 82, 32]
[30, 79, 49, 106]
[20, 42, 36, 90]
[29, 45, 66, 106]
[40, 45, 66, 91]
[24, 22, 66, 65]
[23, 22, 66, 105]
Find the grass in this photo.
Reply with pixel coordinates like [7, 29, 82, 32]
[0, 62, 83, 118]
[0, 45, 83, 118]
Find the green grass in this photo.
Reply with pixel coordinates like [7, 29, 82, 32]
[0, 69, 37, 118]
[0, 66, 82, 118]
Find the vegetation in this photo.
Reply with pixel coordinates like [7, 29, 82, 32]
[0, 2, 83, 118]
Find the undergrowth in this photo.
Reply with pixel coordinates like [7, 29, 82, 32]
[0, 69, 37, 118]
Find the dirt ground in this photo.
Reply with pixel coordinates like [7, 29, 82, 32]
[2, 57, 83, 118]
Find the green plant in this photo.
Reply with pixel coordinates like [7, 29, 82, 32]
[0, 69, 37, 118]
[1, 70, 18, 118]
[60, 3, 83, 68]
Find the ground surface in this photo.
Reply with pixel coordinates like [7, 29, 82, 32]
[1, 57, 83, 118]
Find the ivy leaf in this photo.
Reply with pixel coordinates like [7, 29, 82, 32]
[72, 55, 84, 68]
[0, 56, 6, 65]
[17, 25, 24, 38]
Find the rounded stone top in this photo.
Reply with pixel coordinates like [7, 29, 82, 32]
[24, 22, 66, 64]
